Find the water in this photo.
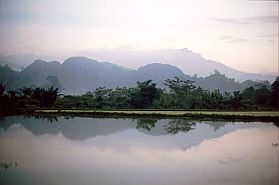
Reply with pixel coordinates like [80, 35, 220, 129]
[0, 116, 278, 185]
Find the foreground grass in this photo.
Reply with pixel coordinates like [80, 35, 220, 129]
[35, 109, 278, 122]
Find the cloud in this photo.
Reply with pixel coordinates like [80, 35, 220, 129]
[257, 34, 278, 38]
[219, 36, 232, 40]
[219, 36, 247, 43]
[227, 39, 247, 43]
[209, 16, 278, 24]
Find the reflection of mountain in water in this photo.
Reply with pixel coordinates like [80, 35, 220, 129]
[0, 116, 274, 150]
[0, 116, 137, 140]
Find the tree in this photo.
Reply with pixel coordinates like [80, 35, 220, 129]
[44, 87, 60, 107]
[164, 77, 196, 94]
[107, 87, 131, 108]
[93, 87, 111, 109]
[230, 91, 242, 109]
[32, 87, 60, 107]
[164, 77, 196, 108]
[19, 87, 33, 98]
[7, 89, 19, 98]
[0, 83, 5, 97]
[254, 84, 270, 106]
[270, 76, 278, 107]
[164, 120, 196, 134]
[130, 80, 161, 108]
[136, 118, 157, 131]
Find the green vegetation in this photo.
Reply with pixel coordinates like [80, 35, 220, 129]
[55, 76, 278, 110]
[0, 85, 60, 115]
[0, 76, 278, 119]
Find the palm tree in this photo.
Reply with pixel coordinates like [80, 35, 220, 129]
[0, 83, 5, 97]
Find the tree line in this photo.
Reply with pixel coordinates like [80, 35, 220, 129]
[0, 77, 278, 115]
[0, 86, 60, 115]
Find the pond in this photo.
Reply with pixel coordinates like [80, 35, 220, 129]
[0, 116, 278, 185]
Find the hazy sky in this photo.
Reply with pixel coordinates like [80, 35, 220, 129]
[0, 0, 278, 74]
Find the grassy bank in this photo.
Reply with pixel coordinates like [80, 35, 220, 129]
[34, 109, 279, 122]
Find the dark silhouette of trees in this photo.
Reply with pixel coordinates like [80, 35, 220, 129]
[0, 84, 5, 96]
[31, 87, 60, 107]
[19, 87, 33, 98]
[130, 80, 161, 108]
[136, 118, 157, 131]
[0, 76, 278, 116]
[271, 77, 278, 107]
[163, 77, 196, 109]
[54, 77, 278, 110]
[164, 120, 196, 134]
[0, 85, 61, 115]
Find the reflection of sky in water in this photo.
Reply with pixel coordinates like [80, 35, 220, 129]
[0, 116, 278, 185]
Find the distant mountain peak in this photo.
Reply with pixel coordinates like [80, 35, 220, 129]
[138, 63, 183, 73]
[138, 62, 182, 72]
[63, 56, 98, 65]
[180, 48, 192, 52]
[33, 59, 46, 64]
[137, 63, 187, 82]
[65, 56, 90, 61]
[30, 59, 61, 68]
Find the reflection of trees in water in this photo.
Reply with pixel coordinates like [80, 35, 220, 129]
[34, 115, 58, 123]
[24, 115, 59, 123]
[164, 120, 196, 134]
[1, 115, 275, 141]
[0, 116, 5, 122]
[206, 122, 227, 131]
[20, 115, 279, 130]
[136, 118, 157, 131]
[136, 118, 196, 134]
[0, 162, 18, 171]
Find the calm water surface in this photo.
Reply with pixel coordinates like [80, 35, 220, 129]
[0, 116, 278, 185]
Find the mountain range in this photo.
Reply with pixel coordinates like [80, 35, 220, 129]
[0, 48, 276, 82]
[0, 56, 271, 94]
[75, 48, 276, 82]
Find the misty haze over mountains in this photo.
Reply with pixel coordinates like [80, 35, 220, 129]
[77, 48, 276, 82]
[0, 54, 274, 95]
[0, 48, 276, 83]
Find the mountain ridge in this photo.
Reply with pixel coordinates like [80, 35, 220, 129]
[0, 48, 276, 82]
[75, 48, 276, 82]
[0, 56, 273, 94]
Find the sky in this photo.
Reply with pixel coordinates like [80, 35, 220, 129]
[0, 0, 278, 74]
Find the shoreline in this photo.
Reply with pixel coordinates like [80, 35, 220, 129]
[33, 109, 279, 122]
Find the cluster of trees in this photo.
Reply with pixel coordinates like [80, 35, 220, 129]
[0, 85, 60, 115]
[55, 80, 161, 109]
[56, 77, 278, 110]
[0, 77, 278, 115]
